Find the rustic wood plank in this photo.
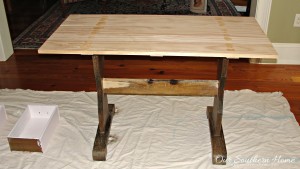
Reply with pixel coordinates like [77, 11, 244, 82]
[103, 78, 218, 96]
[38, 15, 277, 60]
[92, 55, 109, 132]
[207, 106, 227, 165]
[206, 58, 228, 164]
[212, 58, 228, 136]
[92, 55, 115, 161]
[92, 104, 115, 161]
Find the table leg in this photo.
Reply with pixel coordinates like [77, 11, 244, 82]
[92, 55, 115, 161]
[207, 58, 228, 165]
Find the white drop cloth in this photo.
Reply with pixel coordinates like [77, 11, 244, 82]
[0, 89, 300, 169]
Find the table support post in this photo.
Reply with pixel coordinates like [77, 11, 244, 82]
[207, 58, 228, 165]
[92, 55, 115, 161]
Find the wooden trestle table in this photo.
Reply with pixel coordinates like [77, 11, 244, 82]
[38, 14, 277, 165]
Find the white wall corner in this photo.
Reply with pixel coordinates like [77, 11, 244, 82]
[253, 0, 300, 65]
[0, 0, 13, 61]
[251, 0, 274, 64]
[255, 0, 273, 34]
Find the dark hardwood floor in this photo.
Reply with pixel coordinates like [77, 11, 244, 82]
[1, 50, 300, 125]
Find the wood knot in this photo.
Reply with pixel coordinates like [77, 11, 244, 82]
[147, 79, 154, 84]
[170, 79, 178, 85]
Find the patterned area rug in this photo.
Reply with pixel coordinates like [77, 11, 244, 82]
[13, 0, 240, 49]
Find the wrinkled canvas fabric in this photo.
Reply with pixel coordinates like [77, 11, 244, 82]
[0, 89, 299, 168]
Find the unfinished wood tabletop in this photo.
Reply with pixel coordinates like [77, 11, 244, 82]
[38, 14, 277, 59]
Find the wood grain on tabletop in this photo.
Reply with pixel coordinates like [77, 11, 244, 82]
[38, 15, 277, 59]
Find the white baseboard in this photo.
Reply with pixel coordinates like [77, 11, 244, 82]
[250, 43, 300, 65]
[273, 43, 300, 65]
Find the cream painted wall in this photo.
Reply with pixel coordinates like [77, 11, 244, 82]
[253, 0, 300, 64]
[267, 0, 300, 43]
[0, 0, 13, 61]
